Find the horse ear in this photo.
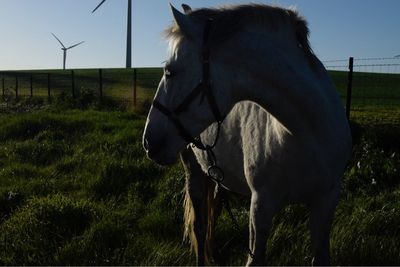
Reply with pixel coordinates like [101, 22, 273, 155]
[181, 4, 192, 14]
[170, 3, 197, 38]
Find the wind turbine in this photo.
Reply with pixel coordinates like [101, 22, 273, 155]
[92, 0, 132, 68]
[51, 33, 84, 70]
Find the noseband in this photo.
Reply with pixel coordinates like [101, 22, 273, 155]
[152, 19, 223, 151]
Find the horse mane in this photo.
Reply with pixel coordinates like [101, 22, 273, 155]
[165, 4, 314, 59]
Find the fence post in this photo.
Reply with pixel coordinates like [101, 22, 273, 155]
[346, 57, 354, 120]
[30, 74, 33, 97]
[1, 76, 4, 98]
[47, 73, 51, 100]
[71, 70, 75, 98]
[133, 68, 137, 106]
[15, 75, 19, 100]
[98, 69, 103, 100]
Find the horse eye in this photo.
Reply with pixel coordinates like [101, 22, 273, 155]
[164, 66, 175, 78]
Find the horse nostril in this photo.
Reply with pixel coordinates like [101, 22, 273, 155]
[143, 133, 167, 160]
[143, 137, 150, 152]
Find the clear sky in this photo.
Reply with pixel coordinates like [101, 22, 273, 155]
[1, 0, 399, 70]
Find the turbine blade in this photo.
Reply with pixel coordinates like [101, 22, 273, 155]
[51, 33, 66, 48]
[67, 41, 85, 50]
[92, 0, 107, 13]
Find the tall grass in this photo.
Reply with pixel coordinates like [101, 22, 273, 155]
[0, 101, 399, 265]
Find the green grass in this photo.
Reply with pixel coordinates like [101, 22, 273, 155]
[0, 68, 399, 265]
[2, 68, 400, 114]
[1, 68, 162, 110]
[0, 102, 399, 265]
[0, 107, 194, 265]
[329, 70, 400, 110]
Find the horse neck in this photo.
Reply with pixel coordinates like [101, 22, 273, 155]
[214, 28, 341, 136]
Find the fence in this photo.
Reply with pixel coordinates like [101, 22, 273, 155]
[323, 57, 400, 121]
[0, 68, 162, 109]
[1, 58, 400, 121]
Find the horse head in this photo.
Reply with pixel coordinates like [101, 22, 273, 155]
[143, 5, 231, 165]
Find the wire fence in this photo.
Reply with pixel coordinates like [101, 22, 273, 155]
[323, 57, 400, 73]
[0, 68, 162, 110]
[1, 57, 400, 122]
[322, 57, 400, 121]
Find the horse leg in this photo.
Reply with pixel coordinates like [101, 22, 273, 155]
[181, 147, 220, 266]
[192, 169, 222, 265]
[192, 188, 207, 266]
[246, 191, 277, 266]
[309, 186, 340, 266]
[181, 147, 207, 265]
[209, 186, 223, 264]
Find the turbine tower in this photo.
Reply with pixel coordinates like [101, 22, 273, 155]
[92, 0, 132, 68]
[51, 33, 84, 70]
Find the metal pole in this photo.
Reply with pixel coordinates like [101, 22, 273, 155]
[126, 0, 132, 68]
[346, 57, 354, 120]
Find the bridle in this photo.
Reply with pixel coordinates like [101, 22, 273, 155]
[152, 18, 226, 188]
[151, 18, 254, 259]
[152, 17, 254, 258]
[151, 19, 223, 152]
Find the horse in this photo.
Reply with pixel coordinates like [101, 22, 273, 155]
[143, 3, 352, 266]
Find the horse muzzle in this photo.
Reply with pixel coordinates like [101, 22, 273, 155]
[142, 132, 179, 166]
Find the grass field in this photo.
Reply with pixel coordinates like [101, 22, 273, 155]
[0, 68, 162, 110]
[0, 69, 399, 265]
[2, 68, 400, 112]
[329, 70, 400, 110]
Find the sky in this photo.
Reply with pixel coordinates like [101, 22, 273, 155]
[0, 0, 400, 70]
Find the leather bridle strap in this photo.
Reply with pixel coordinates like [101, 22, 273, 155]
[152, 98, 206, 149]
[152, 18, 223, 150]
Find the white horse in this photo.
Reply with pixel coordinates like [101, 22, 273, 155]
[143, 4, 352, 266]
